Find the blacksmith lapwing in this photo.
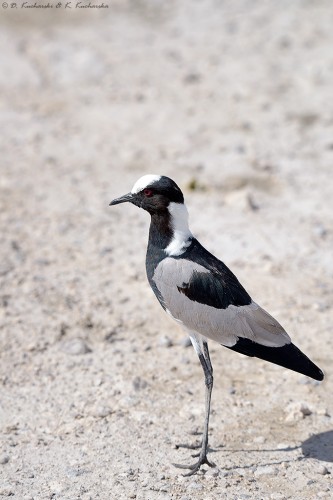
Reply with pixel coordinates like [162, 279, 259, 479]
[110, 174, 324, 475]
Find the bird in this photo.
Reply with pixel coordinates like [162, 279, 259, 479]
[109, 174, 324, 476]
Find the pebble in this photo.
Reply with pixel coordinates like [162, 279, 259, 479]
[0, 485, 14, 496]
[188, 481, 203, 490]
[48, 481, 66, 494]
[254, 465, 278, 477]
[66, 466, 86, 478]
[61, 338, 92, 355]
[276, 443, 290, 450]
[317, 408, 330, 417]
[204, 467, 220, 478]
[0, 454, 10, 465]
[132, 376, 148, 391]
[313, 224, 327, 239]
[181, 336, 192, 348]
[159, 335, 173, 347]
[316, 465, 330, 475]
[312, 301, 329, 312]
[91, 405, 113, 418]
[253, 436, 266, 444]
[285, 402, 312, 422]
[225, 188, 259, 212]
[183, 72, 202, 84]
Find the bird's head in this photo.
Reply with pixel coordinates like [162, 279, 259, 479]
[109, 175, 184, 215]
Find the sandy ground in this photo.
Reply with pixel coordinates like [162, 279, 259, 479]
[1, 1, 333, 498]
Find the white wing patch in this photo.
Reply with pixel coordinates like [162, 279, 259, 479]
[131, 174, 161, 194]
[153, 258, 291, 348]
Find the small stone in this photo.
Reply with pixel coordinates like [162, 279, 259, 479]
[313, 224, 327, 239]
[61, 338, 91, 355]
[183, 72, 201, 84]
[48, 480, 66, 494]
[0, 484, 13, 496]
[66, 466, 87, 478]
[0, 454, 10, 464]
[132, 376, 148, 391]
[253, 436, 265, 444]
[316, 465, 330, 475]
[105, 327, 120, 343]
[181, 336, 192, 348]
[254, 466, 278, 477]
[317, 408, 330, 417]
[159, 335, 173, 347]
[188, 481, 203, 490]
[204, 467, 220, 478]
[225, 188, 258, 211]
[313, 301, 329, 312]
[277, 443, 290, 450]
[91, 405, 113, 418]
[285, 402, 312, 422]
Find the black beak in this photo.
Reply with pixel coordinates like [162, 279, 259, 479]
[109, 192, 134, 206]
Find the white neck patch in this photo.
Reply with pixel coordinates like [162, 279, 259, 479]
[165, 202, 193, 256]
[131, 174, 161, 194]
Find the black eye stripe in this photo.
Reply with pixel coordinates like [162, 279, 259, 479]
[139, 179, 184, 204]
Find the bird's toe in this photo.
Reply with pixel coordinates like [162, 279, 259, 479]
[173, 455, 216, 476]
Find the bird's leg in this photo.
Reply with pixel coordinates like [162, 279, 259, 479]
[174, 339, 216, 475]
[203, 339, 213, 375]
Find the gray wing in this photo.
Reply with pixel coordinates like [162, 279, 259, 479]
[152, 257, 291, 348]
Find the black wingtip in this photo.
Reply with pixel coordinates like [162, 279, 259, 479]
[226, 339, 324, 381]
[314, 367, 324, 382]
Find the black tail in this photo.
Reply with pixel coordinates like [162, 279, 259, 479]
[226, 338, 324, 381]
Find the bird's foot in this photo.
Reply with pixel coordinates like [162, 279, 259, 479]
[173, 454, 216, 476]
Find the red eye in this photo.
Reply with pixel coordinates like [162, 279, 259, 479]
[144, 188, 154, 197]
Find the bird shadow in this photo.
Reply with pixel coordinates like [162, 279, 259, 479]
[175, 430, 333, 472]
[209, 429, 333, 470]
[302, 430, 333, 462]
[218, 430, 333, 464]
